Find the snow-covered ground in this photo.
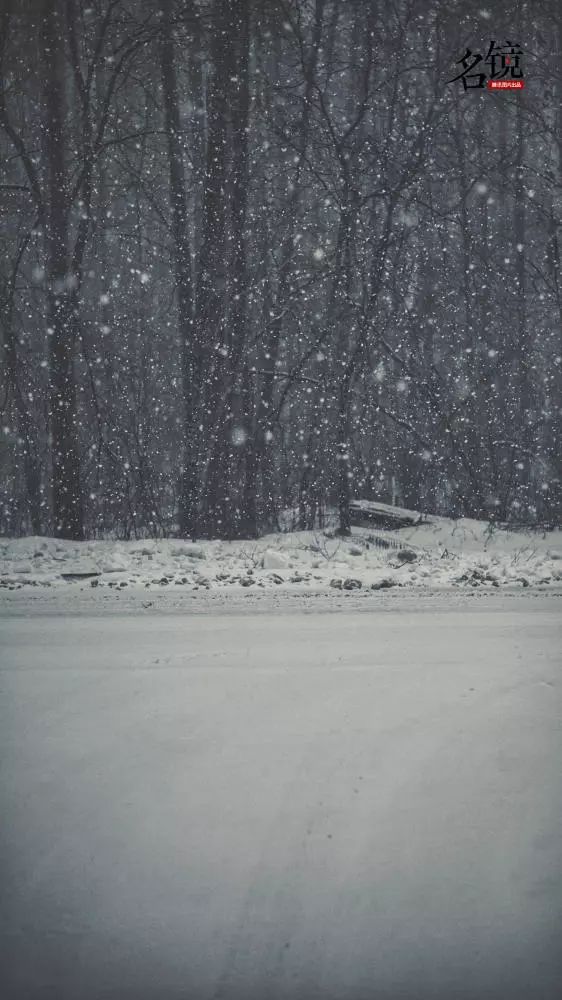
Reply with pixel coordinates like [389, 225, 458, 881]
[1, 598, 561, 999]
[1, 516, 561, 601]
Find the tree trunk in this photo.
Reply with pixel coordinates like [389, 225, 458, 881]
[160, 0, 197, 536]
[43, 0, 83, 539]
[200, 0, 250, 537]
[514, 90, 531, 504]
[1, 249, 42, 533]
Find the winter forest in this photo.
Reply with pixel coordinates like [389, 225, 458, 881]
[1, 0, 561, 542]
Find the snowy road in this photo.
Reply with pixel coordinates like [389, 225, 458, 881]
[1, 599, 561, 1000]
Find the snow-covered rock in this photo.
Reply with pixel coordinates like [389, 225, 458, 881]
[261, 549, 289, 570]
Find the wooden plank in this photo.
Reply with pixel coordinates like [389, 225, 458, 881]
[349, 500, 423, 529]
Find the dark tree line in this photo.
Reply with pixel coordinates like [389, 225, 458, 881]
[1, 0, 561, 539]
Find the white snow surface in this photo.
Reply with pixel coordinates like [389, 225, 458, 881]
[1, 517, 561, 599]
[1, 598, 561, 999]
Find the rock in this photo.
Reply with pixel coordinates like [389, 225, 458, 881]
[343, 578, 362, 590]
[371, 578, 397, 590]
[61, 571, 101, 580]
[171, 545, 191, 557]
[12, 562, 33, 573]
[187, 546, 206, 560]
[457, 569, 479, 584]
[101, 558, 128, 573]
[349, 545, 363, 556]
[268, 573, 284, 585]
[395, 548, 417, 563]
[330, 578, 343, 589]
[261, 549, 289, 570]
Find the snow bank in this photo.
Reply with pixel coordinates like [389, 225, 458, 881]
[1, 517, 561, 597]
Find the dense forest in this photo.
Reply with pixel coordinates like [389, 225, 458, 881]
[1, 0, 560, 540]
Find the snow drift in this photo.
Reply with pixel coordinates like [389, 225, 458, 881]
[1, 515, 560, 596]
